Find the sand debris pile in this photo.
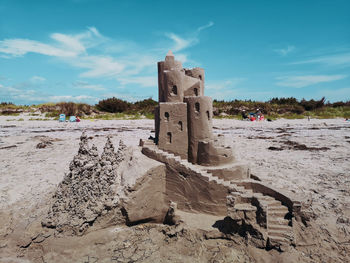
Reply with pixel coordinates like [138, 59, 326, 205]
[42, 132, 126, 234]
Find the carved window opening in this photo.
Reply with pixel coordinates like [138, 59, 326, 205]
[199, 75, 202, 80]
[171, 85, 178, 95]
[178, 121, 183, 131]
[164, 112, 169, 121]
[167, 132, 172, 143]
[206, 110, 210, 120]
[194, 88, 198, 96]
[195, 102, 200, 113]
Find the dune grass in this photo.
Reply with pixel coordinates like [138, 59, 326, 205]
[1, 98, 349, 120]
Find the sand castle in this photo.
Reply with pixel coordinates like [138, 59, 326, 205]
[43, 52, 304, 251]
[139, 52, 303, 250]
[155, 50, 235, 166]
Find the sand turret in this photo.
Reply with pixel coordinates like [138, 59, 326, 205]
[155, 52, 234, 165]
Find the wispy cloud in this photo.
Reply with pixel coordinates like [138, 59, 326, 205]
[197, 21, 214, 33]
[165, 21, 214, 52]
[0, 26, 104, 58]
[73, 81, 105, 91]
[0, 25, 210, 82]
[291, 52, 350, 67]
[118, 76, 157, 87]
[0, 38, 79, 57]
[206, 78, 245, 100]
[321, 87, 350, 100]
[48, 95, 98, 102]
[274, 45, 295, 56]
[0, 82, 99, 103]
[165, 33, 194, 52]
[276, 74, 347, 88]
[30, 76, 46, 82]
[207, 78, 245, 91]
[0, 23, 214, 103]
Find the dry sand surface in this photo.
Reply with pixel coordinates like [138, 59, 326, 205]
[0, 117, 349, 262]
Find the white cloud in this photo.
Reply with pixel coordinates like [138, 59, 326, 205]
[207, 78, 245, 91]
[0, 39, 79, 57]
[0, 27, 158, 82]
[48, 95, 98, 102]
[0, 83, 20, 93]
[174, 53, 188, 64]
[291, 52, 350, 67]
[118, 76, 157, 87]
[87, 26, 102, 38]
[51, 33, 86, 54]
[30, 76, 46, 82]
[276, 75, 347, 88]
[197, 21, 214, 33]
[165, 21, 214, 52]
[0, 24, 213, 103]
[0, 82, 98, 104]
[274, 45, 295, 56]
[321, 87, 350, 100]
[206, 78, 246, 100]
[0, 27, 102, 58]
[71, 55, 125, 78]
[165, 33, 195, 52]
[73, 81, 105, 91]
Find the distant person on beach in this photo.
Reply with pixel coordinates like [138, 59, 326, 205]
[241, 110, 248, 120]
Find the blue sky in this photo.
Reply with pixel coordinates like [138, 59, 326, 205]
[0, 0, 349, 104]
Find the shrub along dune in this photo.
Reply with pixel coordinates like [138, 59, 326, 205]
[1, 97, 349, 120]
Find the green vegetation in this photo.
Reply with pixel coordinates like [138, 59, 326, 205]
[96, 97, 157, 116]
[1, 97, 349, 120]
[212, 97, 350, 119]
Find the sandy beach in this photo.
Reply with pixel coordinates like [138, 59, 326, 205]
[0, 117, 349, 262]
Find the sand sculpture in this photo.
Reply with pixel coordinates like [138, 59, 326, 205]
[43, 52, 304, 252]
[140, 52, 303, 250]
[155, 50, 235, 166]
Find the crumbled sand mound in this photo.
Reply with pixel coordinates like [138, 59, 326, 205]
[42, 132, 127, 234]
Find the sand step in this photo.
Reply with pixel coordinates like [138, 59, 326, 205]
[214, 178, 225, 184]
[201, 172, 214, 180]
[269, 205, 289, 213]
[191, 167, 203, 173]
[239, 193, 253, 203]
[268, 235, 290, 245]
[268, 224, 291, 231]
[210, 177, 224, 184]
[234, 203, 257, 211]
[267, 229, 292, 238]
[240, 192, 253, 198]
[234, 186, 245, 192]
[268, 210, 289, 217]
[266, 200, 282, 207]
[268, 218, 290, 226]
[221, 181, 232, 187]
[252, 193, 266, 199]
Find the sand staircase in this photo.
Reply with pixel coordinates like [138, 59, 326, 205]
[141, 140, 294, 247]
